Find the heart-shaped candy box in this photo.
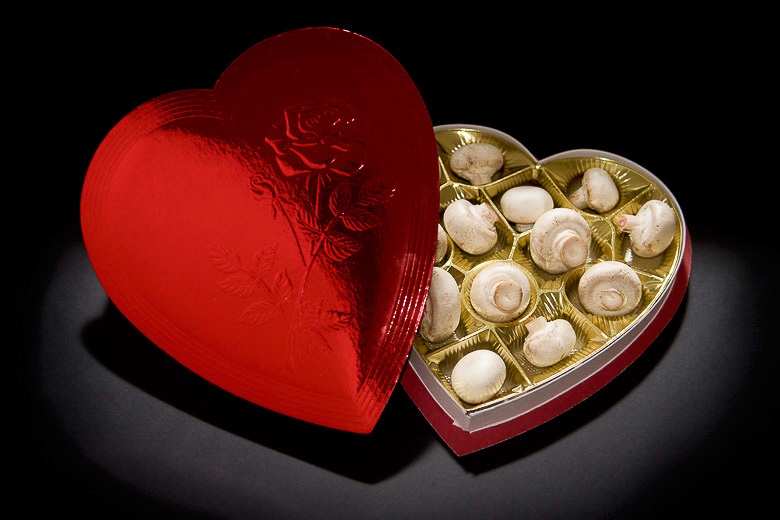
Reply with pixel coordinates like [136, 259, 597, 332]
[81, 28, 439, 434]
[81, 28, 690, 453]
[401, 125, 690, 455]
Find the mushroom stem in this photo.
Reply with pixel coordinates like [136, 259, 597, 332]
[491, 280, 523, 312]
[525, 316, 549, 336]
[469, 263, 531, 323]
[617, 214, 641, 231]
[472, 203, 498, 225]
[598, 288, 625, 311]
[529, 208, 591, 274]
[553, 231, 589, 268]
[469, 173, 494, 185]
[569, 187, 588, 210]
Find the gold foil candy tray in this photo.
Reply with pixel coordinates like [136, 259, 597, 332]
[412, 124, 686, 420]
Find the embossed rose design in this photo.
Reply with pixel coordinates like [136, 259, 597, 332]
[265, 99, 366, 187]
[213, 101, 395, 369]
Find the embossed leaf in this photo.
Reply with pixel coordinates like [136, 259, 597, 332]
[296, 328, 331, 354]
[341, 207, 380, 232]
[272, 268, 293, 302]
[323, 310, 352, 331]
[252, 244, 277, 278]
[324, 232, 361, 261]
[209, 245, 242, 274]
[238, 300, 277, 326]
[296, 297, 323, 326]
[328, 180, 353, 216]
[217, 273, 257, 298]
[297, 210, 323, 238]
[292, 298, 335, 354]
[357, 182, 395, 207]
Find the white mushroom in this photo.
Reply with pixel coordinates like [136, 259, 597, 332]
[449, 143, 504, 185]
[470, 263, 531, 323]
[578, 261, 642, 317]
[419, 267, 461, 343]
[522, 316, 577, 368]
[569, 167, 620, 213]
[450, 349, 507, 404]
[529, 208, 591, 274]
[500, 186, 554, 232]
[617, 200, 676, 258]
[443, 199, 498, 255]
[435, 224, 448, 263]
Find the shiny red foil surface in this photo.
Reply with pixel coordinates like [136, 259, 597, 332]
[80, 28, 439, 433]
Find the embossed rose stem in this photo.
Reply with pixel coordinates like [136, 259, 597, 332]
[285, 213, 341, 370]
[274, 199, 308, 266]
[298, 214, 340, 300]
[314, 179, 322, 217]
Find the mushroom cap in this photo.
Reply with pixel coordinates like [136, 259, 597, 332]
[578, 261, 642, 317]
[618, 200, 676, 257]
[419, 267, 461, 343]
[449, 143, 504, 185]
[442, 199, 498, 255]
[450, 349, 507, 404]
[500, 186, 554, 225]
[522, 317, 577, 367]
[581, 167, 620, 213]
[530, 208, 591, 274]
[435, 224, 448, 263]
[470, 263, 531, 323]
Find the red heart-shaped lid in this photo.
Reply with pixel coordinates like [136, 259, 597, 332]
[81, 28, 439, 433]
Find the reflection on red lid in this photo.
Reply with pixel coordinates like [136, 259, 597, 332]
[81, 28, 439, 433]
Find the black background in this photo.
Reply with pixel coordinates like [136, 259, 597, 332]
[15, 10, 770, 519]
